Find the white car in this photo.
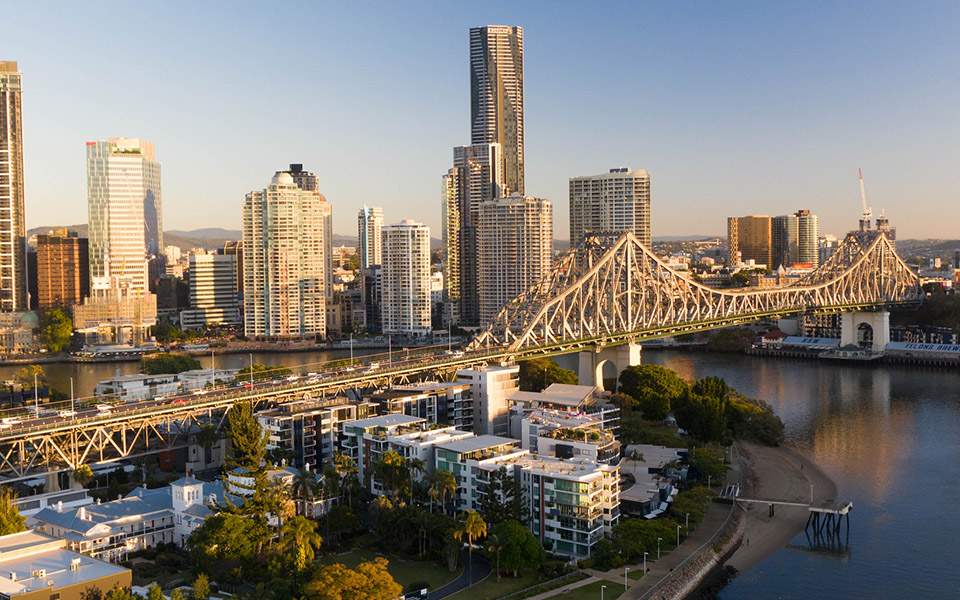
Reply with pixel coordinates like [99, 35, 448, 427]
[58, 410, 77, 418]
[1, 417, 21, 427]
[192, 389, 208, 396]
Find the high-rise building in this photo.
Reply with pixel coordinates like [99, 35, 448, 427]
[180, 253, 240, 329]
[286, 164, 334, 301]
[470, 26, 524, 196]
[444, 143, 504, 325]
[381, 220, 432, 337]
[36, 229, 89, 310]
[357, 205, 384, 269]
[86, 138, 163, 294]
[771, 214, 798, 269]
[727, 215, 771, 266]
[477, 195, 552, 326]
[795, 209, 820, 267]
[242, 171, 325, 338]
[0, 62, 27, 311]
[457, 365, 519, 436]
[569, 168, 651, 247]
[441, 171, 460, 307]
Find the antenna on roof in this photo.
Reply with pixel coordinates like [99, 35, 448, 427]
[858, 168, 872, 232]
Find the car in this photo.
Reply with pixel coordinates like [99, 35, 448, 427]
[1, 417, 22, 426]
[153, 396, 165, 402]
[96, 404, 112, 412]
[343, 367, 355, 372]
[172, 398, 187, 405]
[366, 362, 380, 369]
[192, 389, 208, 396]
[285, 375, 300, 382]
[58, 410, 77, 418]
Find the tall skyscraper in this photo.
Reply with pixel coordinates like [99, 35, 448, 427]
[286, 164, 334, 300]
[357, 205, 384, 269]
[0, 62, 27, 312]
[36, 229, 89, 310]
[771, 214, 798, 269]
[470, 26, 524, 196]
[381, 220, 432, 337]
[242, 171, 325, 338]
[477, 194, 552, 326]
[444, 143, 504, 326]
[727, 215, 771, 266]
[86, 138, 163, 294]
[180, 253, 240, 329]
[795, 209, 820, 267]
[441, 171, 460, 307]
[569, 168, 651, 247]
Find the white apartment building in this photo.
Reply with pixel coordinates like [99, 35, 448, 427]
[381, 220, 432, 336]
[180, 252, 240, 329]
[509, 383, 621, 438]
[358, 205, 384, 269]
[458, 365, 519, 436]
[514, 408, 621, 465]
[477, 194, 552, 326]
[796, 209, 820, 267]
[0, 62, 27, 311]
[242, 171, 326, 338]
[341, 414, 425, 494]
[86, 137, 163, 295]
[434, 435, 527, 513]
[569, 168, 651, 247]
[386, 426, 474, 482]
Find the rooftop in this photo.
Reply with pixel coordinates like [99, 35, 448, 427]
[437, 434, 521, 455]
[348, 414, 424, 430]
[0, 531, 128, 595]
[483, 454, 615, 479]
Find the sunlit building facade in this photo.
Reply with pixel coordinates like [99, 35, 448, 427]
[0, 62, 28, 311]
[569, 168, 651, 247]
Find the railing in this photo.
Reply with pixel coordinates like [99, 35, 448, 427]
[494, 570, 584, 600]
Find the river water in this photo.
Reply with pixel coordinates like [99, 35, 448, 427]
[636, 350, 960, 600]
[5, 348, 958, 597]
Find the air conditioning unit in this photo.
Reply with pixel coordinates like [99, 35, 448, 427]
[70, 557, 81, 570]
[37, 569, 46, 578]
[8, 572, 16, 582]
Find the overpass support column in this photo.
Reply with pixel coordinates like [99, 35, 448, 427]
[45, 471, 61, 493]
[615, 342, 642, 375]
[839, 311, 891, 352]
[578, 350, 600, 388]
[578, 342, 642, 390]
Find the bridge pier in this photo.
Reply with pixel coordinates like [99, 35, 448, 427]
[45, 471, 61, 493]
[840, 310, 890, 352]
[578, 342, 642, 391]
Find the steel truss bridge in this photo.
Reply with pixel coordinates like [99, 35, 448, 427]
[0, 230, 921, 483]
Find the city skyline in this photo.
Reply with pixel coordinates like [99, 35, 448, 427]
[5, 3, 960, 240]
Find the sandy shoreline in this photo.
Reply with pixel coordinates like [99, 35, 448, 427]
[723, 441, 839, 575]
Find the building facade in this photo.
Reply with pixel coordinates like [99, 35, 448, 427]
[795, 209, 820, 267]
[727, 215, 771, 266]
[242, 171, 326, 338]
[180, 252, 240, 329]
[0, 62, 27, 312]
[286, 164, 334, 300]
[86, 138, 163, 295]
[477, 195, 552, 326]
[36, 229, 89, 310]
[569, 168, 651, 247]
[470, 26, 524, 197]
[771, 213, 798, 269]
[458, 365, 519, 436]
[357, 205, 384, 270]
[381, 220, 432, 336]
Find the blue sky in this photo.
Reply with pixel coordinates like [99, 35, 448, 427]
[7, 1, 960, 239]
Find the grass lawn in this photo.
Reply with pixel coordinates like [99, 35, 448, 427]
[447, 569, 541, 600]
[573, 580, 626, 599]
[318, 548, 460, 593]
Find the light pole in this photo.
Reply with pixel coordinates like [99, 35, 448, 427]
[657, 537, 662, 559]
[685, 512, 690, 530]
[810, 483, 814, 504]
[249, 353, 254, 388]
[677, 525, 682, 546]
[643, 551, 648, 574]
[349, 333, 354, 367]
[708, 475, 712, 489]
[34, 373, 38, 414]
[601, 584, 606, 600]
[211, 349, 215, 387]
[70, 377, 74, 419]
[388, 335, 392, 369]
[624, 567, 630, 590]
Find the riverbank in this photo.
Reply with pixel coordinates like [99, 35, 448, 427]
[722, 441, 838, 575]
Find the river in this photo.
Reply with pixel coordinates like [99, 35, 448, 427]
[6, 348, 958, 597]
[635, 350, 960, 600]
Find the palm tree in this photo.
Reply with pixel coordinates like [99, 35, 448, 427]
[455, 511, 487, 585]
[425, 471, 440, 513]
[292, 468, 321, 516]
[408, 457, 425, 504]
[196, 425, 219, 466]
[486, 533, 503, 582]
[282, 515, 323, 571]
[436, 470, 457, 516]
[72, 465, 93, 488]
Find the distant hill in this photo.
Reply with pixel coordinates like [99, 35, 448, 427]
[653, 235, 723, 242]
[167, 227, 241, 240]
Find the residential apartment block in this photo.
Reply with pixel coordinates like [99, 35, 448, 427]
[569, 168, 651, 247]
[458, 365, 519, 436]
[381, 220, 432, 337]
[180, 252, 239, 329]
[35, 229, 89, 310]
[357, 205, 384, 269]
[0, 62, 28, 312]
[727, 215, 771, 266]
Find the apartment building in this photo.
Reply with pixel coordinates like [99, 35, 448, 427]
[457, 365, 519, 436]
[434, 435, 526, 513]
[180, 252, 240, 329]
[508, 383, 621, 438]
[381, 220, 432, 336]
[569, 168, 651, 247]
[35, 229, 89, 310]
[341, 414, 426, 493]
[514, 408, 621, 465]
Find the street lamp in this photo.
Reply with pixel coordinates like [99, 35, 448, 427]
[349, 333, 354, 367]
[70, 377, 75, 419]
[677, 525, 682, 546]
[249, 353, 254, 388]
[601, 584, 606, 600]
[34, 373, 38, 414]
[388, 335, 392, 368]
[810, 483, 814, 505]
[657, 537, 662, 559]
[708, 475, 712, 489]
[624, 567, 630, 590]
[643, 551, 648, 574]
[685, 512, 690, 530]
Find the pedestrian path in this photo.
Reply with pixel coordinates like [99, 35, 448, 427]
[522, 575, 600, 600]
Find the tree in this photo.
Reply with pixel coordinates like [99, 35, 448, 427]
[14, 365, 45, 390]
[306, 558, 402, 600]
[479, 467, 527, 525]
[73, 465, 94, 488]
[226, 400, 267, 472]
[454, 511, 487, 584]
[195, 425, 219, 465]
[486, 533, 503, 581]
[104, 585, 136, 600]
[518, 358, 578, 392]
[493, 520, 544, 576]
[407, 457, 425, 504]
[144, 584, 165, 600]
[689, 448, 728, 485]
[191, 573, 210, 600]
[372, 450, 409, 500]
[283, 516, 323, 571]
[169, 590, 186, 600]
[429, 469, 457, 515]
[141, 354, 202, 375]
[618, 365, 688, 421]
[0, 488, 26, 535]
[293, 467, 322, 516]
[187, 513, 257, 567]
[39, 309, 73, 353]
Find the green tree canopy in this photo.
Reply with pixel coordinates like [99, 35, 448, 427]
[39, 309, 73, 353]
[187, 513, 258, 568]
[14, 365, 45, 390]
[0, 488, 26, 536]
[226, 400, 268, 472]
[618, 365, 688, 421]
[191, 573, 210, 600]
[144, 584, 165, 600]
[141, 353, 202, 375]
[479, 467, 527, 525]
[372, 450, 409, 500]
[306, 557, 402, 600]
[492, 520, 545, 575]
[518, 358, 578, 392]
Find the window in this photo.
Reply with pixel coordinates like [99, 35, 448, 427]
[50, 594, 61, 600]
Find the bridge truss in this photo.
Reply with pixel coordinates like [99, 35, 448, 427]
[471, 230, 922, 352]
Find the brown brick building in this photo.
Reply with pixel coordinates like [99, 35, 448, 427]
[36, 228, 89, 310]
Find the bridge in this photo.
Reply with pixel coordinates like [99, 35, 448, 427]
[0, 229, 921, 483]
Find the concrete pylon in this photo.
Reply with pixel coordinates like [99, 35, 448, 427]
[578, 342, 642, 390]
[839, 310, 890, 352]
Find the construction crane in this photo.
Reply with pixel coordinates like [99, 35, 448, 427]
[858, 168, 872, 232]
